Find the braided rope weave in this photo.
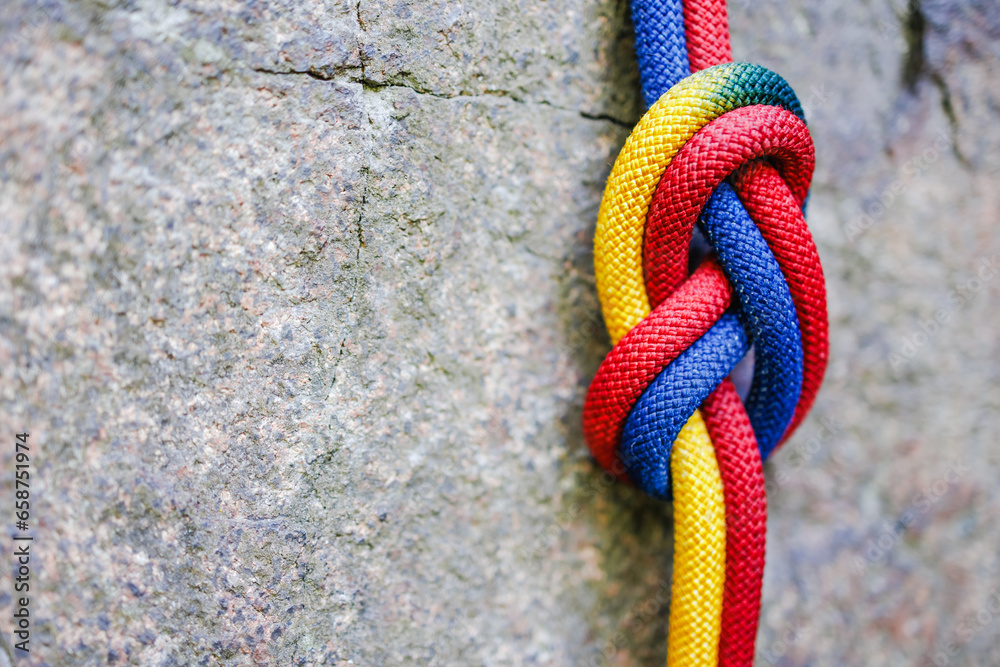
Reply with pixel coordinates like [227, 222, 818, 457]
[583, 0, 828, 664]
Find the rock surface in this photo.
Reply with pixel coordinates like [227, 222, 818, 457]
[1, 0, 999, 664]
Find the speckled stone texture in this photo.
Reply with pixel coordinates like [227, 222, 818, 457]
[0, 0, 998, 664]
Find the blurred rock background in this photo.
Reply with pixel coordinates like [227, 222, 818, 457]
[1, 0, 998, 664]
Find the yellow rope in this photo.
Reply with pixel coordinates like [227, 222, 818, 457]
[592, 67, 741, 664]
[591, 20, 818, 656]
[667, 412, 726, 667]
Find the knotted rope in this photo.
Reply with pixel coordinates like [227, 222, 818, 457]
[582, 1, 829, 665]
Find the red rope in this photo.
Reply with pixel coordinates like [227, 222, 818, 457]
[701, 380, 766, 666]
[682, 0, 733, 71]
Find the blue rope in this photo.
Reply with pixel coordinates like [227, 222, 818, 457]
[699, 183, 803, 460]
[631, 0, 691, 107]
[622, 313, 749, 499]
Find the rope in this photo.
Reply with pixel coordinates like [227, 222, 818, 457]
[582, 1, 829, 664]
[665, 411, 726, 666]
